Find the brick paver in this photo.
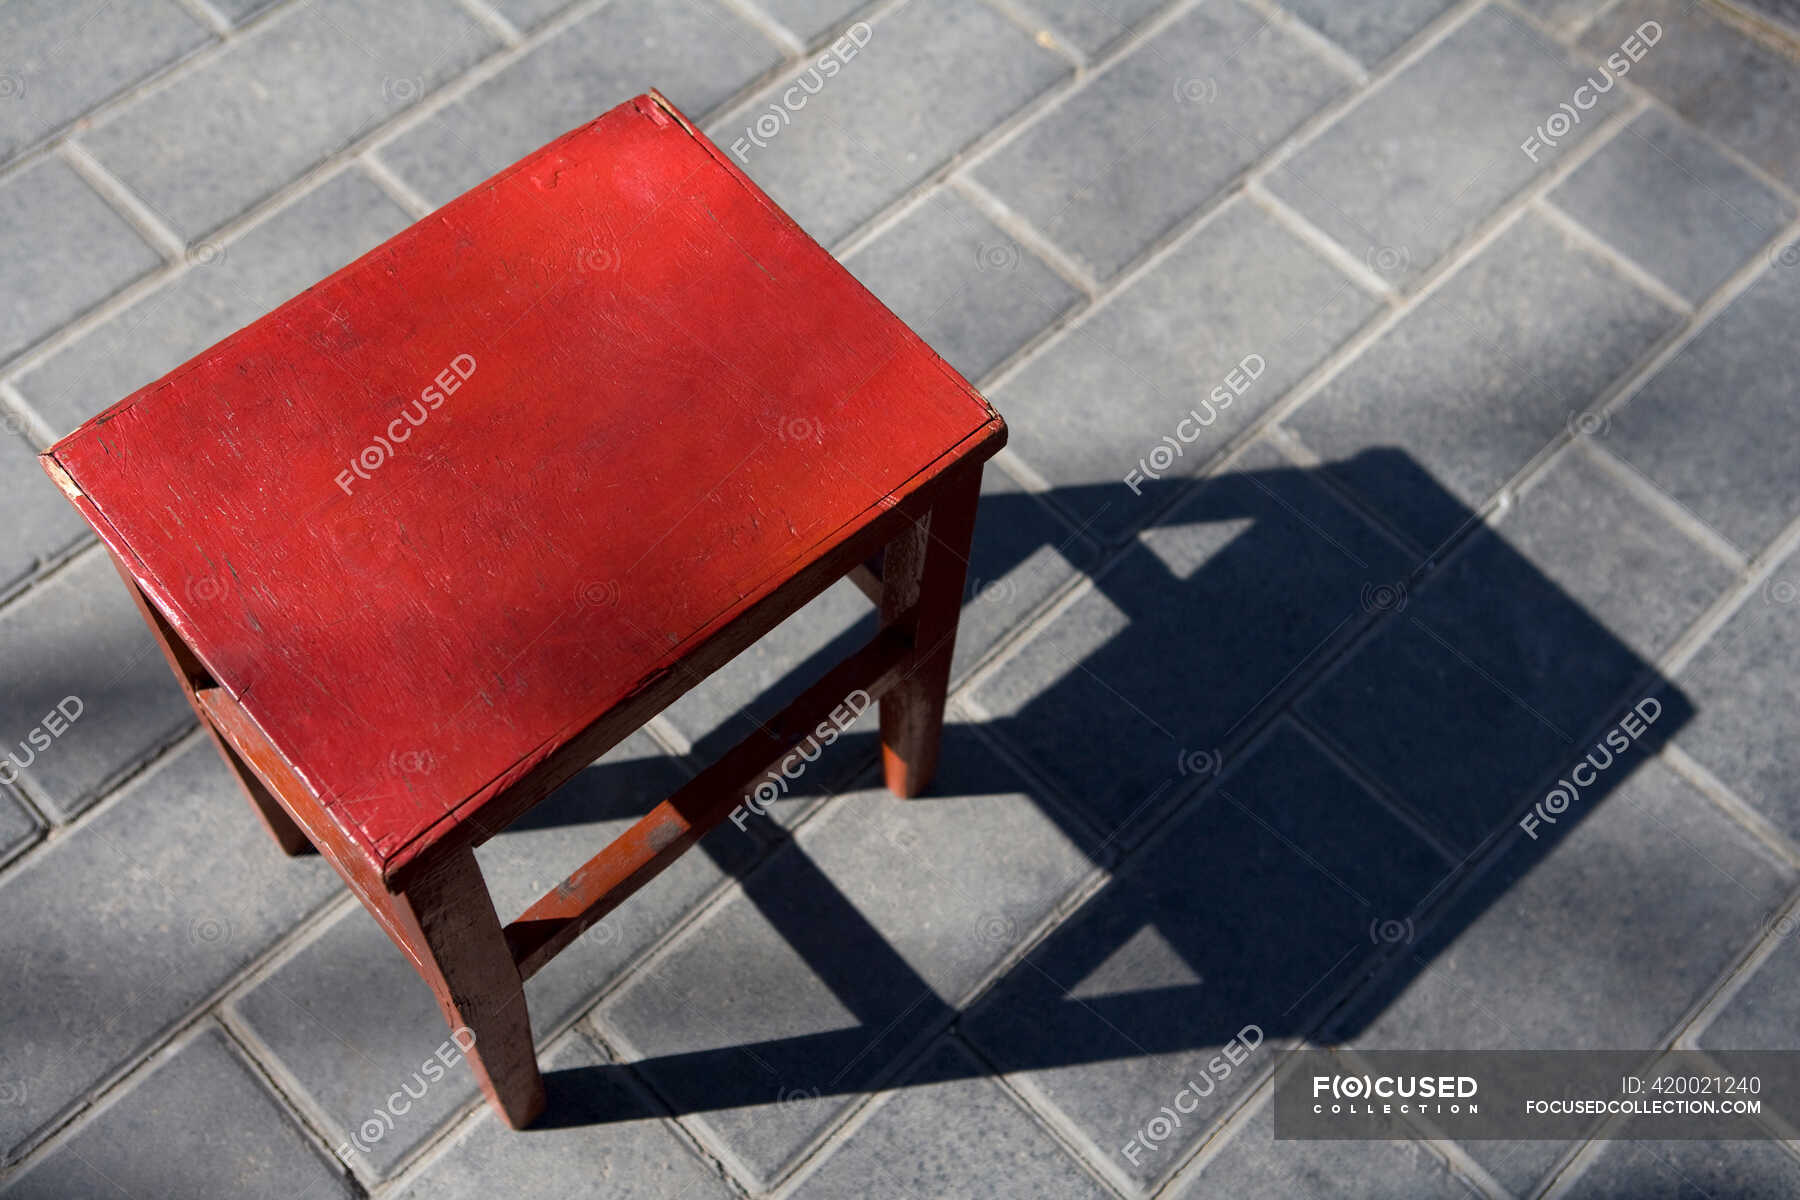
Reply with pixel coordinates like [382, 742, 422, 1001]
[4, 2, 1800, 1196]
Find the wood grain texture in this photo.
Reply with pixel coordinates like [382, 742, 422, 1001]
[41, 91, 1004, 883]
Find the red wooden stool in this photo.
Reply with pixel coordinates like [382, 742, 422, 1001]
[41, 92, 1005, 1129]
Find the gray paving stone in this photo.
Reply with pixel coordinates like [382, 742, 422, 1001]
[1563, 1135, 1800, 1198]
[1300, 445, 1710, 852]
[756, 0, 872, 46]
[394, 1033, 732, 1200]
[974, 0, 1351, 281]
[1331, 758, 1792, 1194]
[231, 731, 752, 1179]
[1169, 1089, 1477, 1198]
[1280, 0, 1458, 67]
[790, 1038, 1109, 1200]
[1551, 108, 1796, 303]
[0, 788, 38, 866]
[1668, 550, 1800, 842]
[1702, 923, 1800, 1053]
[1289, 211, 1680, 551]
[484, 0, 583, 33]
[1268, 5, 1628, 287]
[376, 0, 781, 209]
[17, 168, 412, 438]
[0, 158, 162, 365]
[710, 0, 1070, 247]
[962, 723, 1446, 1192]
[1011, 0, 1171, 59]
[598, 727, 1093, 1189]
[0, 0, 212, 164]
[0, 739, 341, 1163]
[991, 199, 1380, 544]
[0, 549, 195, 821]
[791, 726, 1099, 1001]
[658, 575, 874, 755]
[1509, 0, 1613, 36]
[842, 188, 1081, 384]
[967, 442, 1407, 835]
[1500, 449, 1734, 663]
[80, 0, 498, 240]
[0, 429, 89, 598]
[952, 465, 1094, 684]
[5, 1025, 353, 1199]
[1583, 0, 1800, 192]
[1737, 0, 1800, 37]
[1604, 256, 1800, 557]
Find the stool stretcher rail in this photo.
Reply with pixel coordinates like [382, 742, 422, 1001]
[503, 621, 916, 979]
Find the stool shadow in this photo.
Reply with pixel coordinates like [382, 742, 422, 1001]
[529, 449, 1694, 1149]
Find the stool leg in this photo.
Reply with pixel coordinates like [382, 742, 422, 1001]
[879, 463, 983, 798]
[388, 848, 546, 1129]
[104, 551, 314, 855]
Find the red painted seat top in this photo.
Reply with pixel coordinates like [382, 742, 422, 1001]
[44, 92, 1001, 878]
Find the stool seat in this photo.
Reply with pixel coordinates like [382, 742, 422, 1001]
[43, 91, 1003, 1133]
[43, 93, 1002, 885]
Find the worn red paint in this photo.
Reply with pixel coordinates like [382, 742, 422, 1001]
[42, 92, 1003, 883]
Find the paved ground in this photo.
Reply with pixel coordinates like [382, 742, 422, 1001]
[4, 0, 1800, 1195]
